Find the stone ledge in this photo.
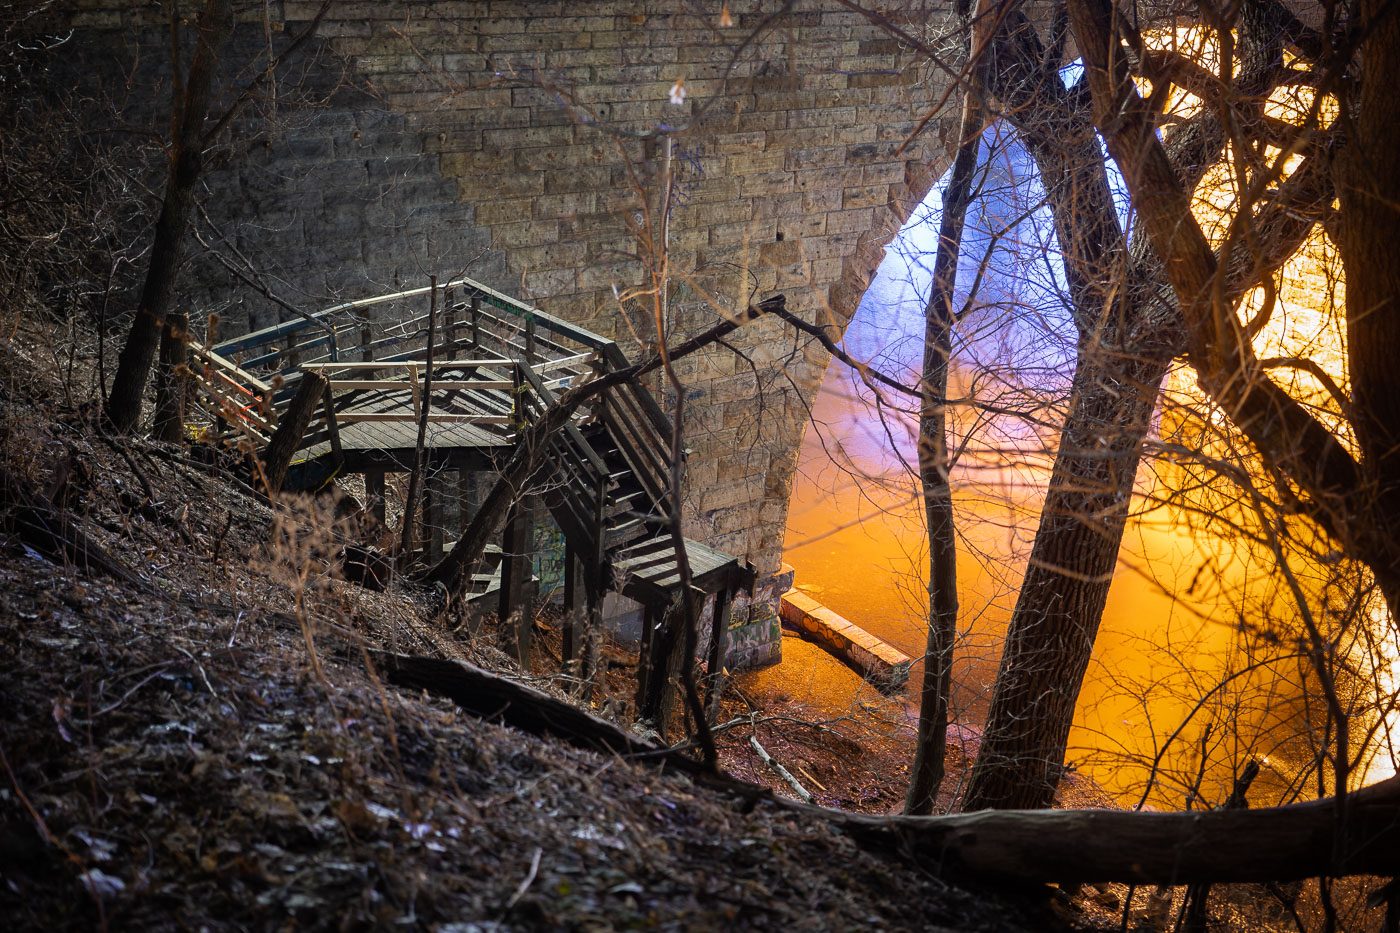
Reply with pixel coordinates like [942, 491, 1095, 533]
[779, 588, 912, 691]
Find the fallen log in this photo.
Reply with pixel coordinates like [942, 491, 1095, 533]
[0, 464, 155, 593]
[373, 648, 1400, 886]
[368, 652, 712, 777]
[817, 781, 1400, 885]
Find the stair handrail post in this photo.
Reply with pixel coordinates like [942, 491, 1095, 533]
[398, 275, 439, 571]
[593, 470, 607, 583]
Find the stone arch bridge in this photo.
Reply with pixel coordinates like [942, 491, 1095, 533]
[66, 1, 969, 590]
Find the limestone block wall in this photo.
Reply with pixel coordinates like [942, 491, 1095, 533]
[63, 0, 964, 580]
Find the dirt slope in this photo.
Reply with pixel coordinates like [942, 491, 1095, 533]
[0, 321, 1078, 931]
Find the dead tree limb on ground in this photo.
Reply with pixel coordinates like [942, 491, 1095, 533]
[0, 465, 155, 593]
[369, 651, 715, 776]
[374, 646, 1400, 886]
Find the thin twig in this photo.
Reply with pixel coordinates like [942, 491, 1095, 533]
[749, 735, 812, 803]
[504, 847, 543, 910]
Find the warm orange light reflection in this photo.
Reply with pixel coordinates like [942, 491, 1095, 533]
[784, 28, 1396, 805]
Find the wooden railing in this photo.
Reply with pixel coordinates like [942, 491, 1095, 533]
[595, 343, 677, 515]
[515, 361, 612, 570]
[190, 276, 680, 534]
[211, 277, 613, 397]
[185, 340, 277, 444]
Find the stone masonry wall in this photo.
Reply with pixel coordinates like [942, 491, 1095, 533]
[63, 0, 965, 582]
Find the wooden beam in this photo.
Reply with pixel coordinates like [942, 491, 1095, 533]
[705, 587, 732, 723]
[302, 359, 513, 370]
[333, 413, 513, 425]
[261, 370, 329, 494]
[562, 541, 583, 664]
[498, 498, 530, 669]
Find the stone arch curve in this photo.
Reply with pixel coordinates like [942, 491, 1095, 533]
[64, 0, 967, 580]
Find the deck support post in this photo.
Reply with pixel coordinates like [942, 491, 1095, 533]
[705, 586, 733, 723]
[427, 467, 446, 563]
[456, 469, 476, 533]
[635, 601, 662, 717]
[498, 496, 531, 669]
[641, 589, 701, 734]
[321, 384, 343, 464]
[445, 287, 459, 352]
[366, 470, 386, 525]
[563, 542, 584, 664]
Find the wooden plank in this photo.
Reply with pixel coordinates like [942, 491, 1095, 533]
[187, 341, 274, 393]
[302, 359, 513, 371]
[189, 377, 276, 434]
[535, 350, 598, 374]
[188, 393, 272, 445]
[326, 379, 516, 392]
[334, 413, 514, 425]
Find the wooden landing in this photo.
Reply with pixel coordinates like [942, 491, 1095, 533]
[298, 360, 525, 472]
[612, 535, 757, 604]
[300, 419, 507, 472]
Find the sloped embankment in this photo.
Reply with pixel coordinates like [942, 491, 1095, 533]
[0, 321, 1060, 931]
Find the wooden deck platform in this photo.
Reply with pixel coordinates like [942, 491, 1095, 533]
[194, 275, 759, 677]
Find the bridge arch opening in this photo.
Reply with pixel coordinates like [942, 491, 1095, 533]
[778, 119, 1074, 708]
[770, 119, 1272, 804]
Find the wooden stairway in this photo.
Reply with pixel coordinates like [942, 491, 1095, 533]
[514, 356, 755, 719]
[190, 275, 756, 689]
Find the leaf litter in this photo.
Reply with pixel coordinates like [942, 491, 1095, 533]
[0, 315, 1107, 931]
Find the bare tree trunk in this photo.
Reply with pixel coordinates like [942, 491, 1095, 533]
[962, 351, 1170, 811]
[152, 310, 189, 442]
[906, 87, 980, 816]
[962, 7, 1166, 812]
[104, 0, 234, 435]
[959, 2, 1296, 810]
[260, 370, 329, 496]
[1338, 0, 1400, 612]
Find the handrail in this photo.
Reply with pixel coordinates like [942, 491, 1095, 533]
[516, 361, 609, 478]
[597, 341, 675, 443]
[303, 359, 514, 371]
[212, 274, 613, 360]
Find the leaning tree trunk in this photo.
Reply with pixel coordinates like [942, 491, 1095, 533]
[905, 87, 981, 816]
[959, 6, 1157, 811]
[1338, 0, 1400, 613]
[105, 0, 234, 435]
[961, 348, 1171, 811]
